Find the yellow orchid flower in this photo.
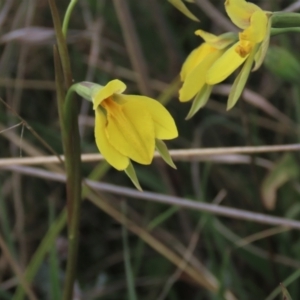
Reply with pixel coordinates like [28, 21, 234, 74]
[204, 0, 271, 109]
[179, 30, 237, 103]
[92, 79, 178, 171]
[207, 0, 270, 85]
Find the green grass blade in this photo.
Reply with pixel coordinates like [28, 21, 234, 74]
[122, 202, 138, 300]
[265, 268, 300, 300]
[12, 210, 67, 300]
[49, 203, 62, 300]
[147, 206, 179, 231]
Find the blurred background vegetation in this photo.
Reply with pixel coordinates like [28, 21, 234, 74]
[1, 0, 300, 299]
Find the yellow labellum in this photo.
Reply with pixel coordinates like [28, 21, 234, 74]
[240, 10, 268, 44]
[206, 41, 248, 84]
[93, 80, 178, 170]
[92, 79, 126, 109]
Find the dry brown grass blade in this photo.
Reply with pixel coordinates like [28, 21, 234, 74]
[156, 220, 203, 300]
[9, 0, 37, 268]
[0, 154, 273, 170]
[0, 78, 55, 90]
[113, 0, 153, 96]
[86, 189, 237, 300]
[0, 233, 38, 300]
[214, 220, 300, 269]
[0, 2, 29, 76]
[235, 226, 290, 248]
[213, 84, 294, 126]
[0, 122, 63, 173]
[1, 144, 300, 167]
[284, 0, 300, 12]
[194, 0, 236, 31]
[3, 165, 300, 296]
[146, 0, 182, 75]
[4, 165, 300, 230]
[206, 99, 297, 136]
[79, 18, 104, 136]
[94, 59, 168, 92]
[0, 0, 15, 28]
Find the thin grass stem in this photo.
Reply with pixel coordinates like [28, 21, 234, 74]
[62, 0, 78, 37]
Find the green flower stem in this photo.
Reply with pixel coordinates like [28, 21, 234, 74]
[271, 27, 300, 35]
[49, 0, 82, 296]
[62, 0, 78, 37]
[54, 46, 67, 140]
[272, 12, 300, 28]
[54, 48, 82, 300]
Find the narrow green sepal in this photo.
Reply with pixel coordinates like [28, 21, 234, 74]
[253, 17, 272, 71]
[124, 162, 143, 191]
[271, 12, 300, 28]
[185, 84, 212, 120]
[168, 0, 199, 22]
[72, 82, 103, 102]
[155, 139, 176, 169]
[227, 46, 258, 110]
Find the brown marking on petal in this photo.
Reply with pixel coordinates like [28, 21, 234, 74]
[235, 40, 252, 58]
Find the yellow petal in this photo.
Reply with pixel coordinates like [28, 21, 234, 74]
[168, 0, 199, 22]
[179, 49, 223, 101]
[206, 42, 248, 85]
[225, 0, 261, 29]
[195, 30, 218, 43]
[94, 108, 129, 170]
[104, 99, 155, 165]
[240, 10, 268, 44]
[180, 43, 214, 81]
[180, 46, 202, 81]
[117, 95, 178, 140]
[92, 79, 126, 109]
[195, 30, 237, 49]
